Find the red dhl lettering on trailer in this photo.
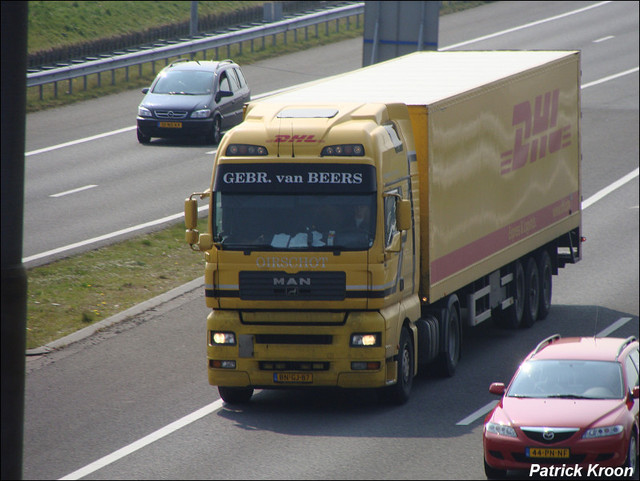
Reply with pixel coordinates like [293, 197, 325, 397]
[500, 88, 572, 175]
[266, 134, 324, 143]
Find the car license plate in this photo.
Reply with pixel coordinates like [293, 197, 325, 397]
[526, 447, 570, 458]
[273, 372, 312, 383]
[158, 121, 182, 128]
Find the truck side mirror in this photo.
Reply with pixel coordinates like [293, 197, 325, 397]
[184, 198, 198, 230]
[396, 199, 411, 231]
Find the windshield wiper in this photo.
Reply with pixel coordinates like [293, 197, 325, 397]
[546, 394, 591, 399]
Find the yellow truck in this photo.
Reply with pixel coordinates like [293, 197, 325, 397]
[185, 51, 582, 404]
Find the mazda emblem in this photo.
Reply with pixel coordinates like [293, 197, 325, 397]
[543, 430, 555, 441]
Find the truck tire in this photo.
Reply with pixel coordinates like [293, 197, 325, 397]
[498, 260, 525, 329]
[521, 256, 540, 328]
[218, 386, 253, 404]
[435, 296, 461, 377]
[536, 250, 553, 320]
[383, 327, 413, 404]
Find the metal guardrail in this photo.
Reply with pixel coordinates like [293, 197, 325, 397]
[27, 3, 364, 91]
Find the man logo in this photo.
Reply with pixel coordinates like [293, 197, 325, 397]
[286, 287, 299, 296]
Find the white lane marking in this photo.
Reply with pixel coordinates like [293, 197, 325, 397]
[582, 67, 639, 89]
[22, 205, 208, 264]
[593, 35, 614, 43]
[456, 400, 498, 426]
[26, 126, 136, 157]
[596, 317, 635, 338]
[582, 168, 639, 210]
[50, 184, 97, 198]
[59, 400, 224, 480]
[440, 1, 611, 51]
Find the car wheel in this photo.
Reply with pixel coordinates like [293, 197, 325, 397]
[484, 459, 507, 479]
[382, 327, 413, 405]
[498, 260, 525, 329]
[536, 249, 552, 320]
[211, 116, 222, 145]
[521, 256, 540, 328]
[137, 128, 150, 144]
[623, 433, 637, 478]
[218, 386, 253, 404]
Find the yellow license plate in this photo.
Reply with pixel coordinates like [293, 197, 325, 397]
[526, 447, 570, 458]
[274, 372, 312, 383]
[158, 121, 182, 128]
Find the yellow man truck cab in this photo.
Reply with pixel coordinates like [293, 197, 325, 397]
[185, 51, 582, 404]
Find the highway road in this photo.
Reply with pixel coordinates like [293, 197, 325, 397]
[23, 2, 638, 479]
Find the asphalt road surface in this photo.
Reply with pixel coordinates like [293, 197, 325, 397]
[23, 2, 638, 479]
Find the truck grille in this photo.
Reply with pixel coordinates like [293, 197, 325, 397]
[255, 334, 332, 344]
[239, 271, 346, 300]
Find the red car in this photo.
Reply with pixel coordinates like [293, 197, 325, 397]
[483, 335, 639, 479]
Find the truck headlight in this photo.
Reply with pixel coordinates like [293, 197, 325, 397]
[350, 333, 381, 347]
[210, 331, 236, 345]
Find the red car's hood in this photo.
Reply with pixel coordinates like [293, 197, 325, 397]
[495, 397, 624, 427]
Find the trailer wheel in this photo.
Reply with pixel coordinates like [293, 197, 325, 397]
[383, 327, 413, 405]
[522, 257, 540, 328]
[536, 250, 553, 320]
[436, 296, 461, 377]
[498, 260, 525, 329]
[218, 386, 253, 404]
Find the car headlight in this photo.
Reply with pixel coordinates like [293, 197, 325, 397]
[191, 109, 211, 119]
[485, 422, 517, 437]
[582, 425, 624, 439]
[138, 106, 152, 117]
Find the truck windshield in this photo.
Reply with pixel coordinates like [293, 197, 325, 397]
[213, 193, 376, 250]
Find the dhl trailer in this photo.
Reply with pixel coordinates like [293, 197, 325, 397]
[185, 51, 583, 404]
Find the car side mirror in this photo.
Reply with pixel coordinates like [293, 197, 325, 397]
[489, 382, 505, 395]
[215, 90, 233, 103]
[142, 87, 149, 94]
[633, 385, 639, 399]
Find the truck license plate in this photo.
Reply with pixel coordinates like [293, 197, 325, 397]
[273, 372, 312, 383]
[159, 121, 182, 128]
[526, 447, 570, 458]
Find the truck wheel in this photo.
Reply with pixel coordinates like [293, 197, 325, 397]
[383, 327, 413, 404]
[211, 116, 222, 145]
[218, 386, 253, 404]
[536, 250, 552, 320]
[436, 296, 461, 377]
[521, 257, 540, 328]
[498, 260, 525, 329]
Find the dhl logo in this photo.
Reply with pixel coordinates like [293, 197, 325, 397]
[266, 134, 323, 143]
[501, 88, 572, 175]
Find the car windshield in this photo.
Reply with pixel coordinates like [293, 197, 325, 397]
[152, 70, 214, 95]
[212, 193, 376, 251]
[507, 360, 624, 399]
